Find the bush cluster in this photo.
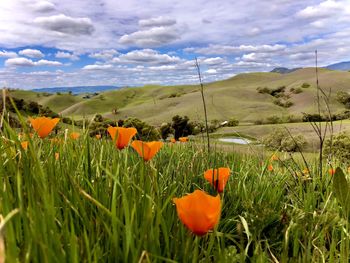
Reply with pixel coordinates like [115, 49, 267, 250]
[263, 128, 307, 152]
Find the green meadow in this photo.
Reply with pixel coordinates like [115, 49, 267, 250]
[1, 68, 350, 262]
[0, 115, 349, 262]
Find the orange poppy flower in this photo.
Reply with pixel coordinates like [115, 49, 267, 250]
[268, 164, 274, 171]
[270, 154, 278, 161]
[170, 138, 176, 143]
[329, 168, 335, 176]
[29, 117, 60, 138]
[21, 141, 28, 150]
[173, 190, 221, 236]
[131, 140, 163, 161]
[70, 132, 80, 140]
[55, 152, 60, 160]
[179, 137, 188, 142]
[107, 127, 137, 149]
[204, 168, 231, 193]
[95, 134, 101, 139]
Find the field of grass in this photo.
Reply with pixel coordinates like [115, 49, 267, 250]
[212, 120, 350, 152]
[0, 117, 350, 262]
[9, 68, 350, 125]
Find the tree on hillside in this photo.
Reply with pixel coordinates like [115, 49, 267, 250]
[171, 115, 194, 140]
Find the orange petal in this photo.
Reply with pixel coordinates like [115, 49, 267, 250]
[21, 141, 28, 150]
[29, 117, 60, 138]
[204, 168, 231, 193]
[70, 132, 80, 140]
[131, 140, 163, 161]
[107, 127, 137, 149]
[173, 190, 221, 236]
[179, 137, 188, 142]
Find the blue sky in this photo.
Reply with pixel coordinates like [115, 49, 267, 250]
[0, 0, 350, 89]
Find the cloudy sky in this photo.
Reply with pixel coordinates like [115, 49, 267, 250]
[0, 0, 350, 89]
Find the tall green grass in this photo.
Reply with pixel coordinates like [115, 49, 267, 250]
[0, 121, 349, 262]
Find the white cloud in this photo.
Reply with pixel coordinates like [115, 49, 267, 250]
[5, 57, 34, 67]
[89, 49, 118, 60]
[296, 0, 343, 19]
[55, 51, 79, 61]
[5, 57, 62, 67]
[34, 14, 94, 35]
[82, 64, 113, 70]
[187, 44, 286, 55]
[205, 69, 217, 74]
[19, 49, 44, 58]
[139, 16, 176, 27]
[118, 49, 181, 64]
[0, 50, 17, 58]
[119, 26, 180, 47]
[200, 57, 225, 65]
[32, 1, 56, 12]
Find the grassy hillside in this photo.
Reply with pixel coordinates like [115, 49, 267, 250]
[9, 68, 350, 125]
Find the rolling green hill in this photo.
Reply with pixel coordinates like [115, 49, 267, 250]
[9, 68, 350, 125]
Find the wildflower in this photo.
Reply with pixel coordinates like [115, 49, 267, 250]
[170, 138, 176, 143]
[179, 137, 188, 142]
[107, 127, 137, 149]
[29, 117, 60, 138]
[270, 154, 278, 161]
[173, 190, 221, 236]
[268, 164, 274, 171]
[302, 168, 309, 175]
[95, 134, 101, 139]
[55, 152, 59, 160]
[70, 132, 80, 140]
[329, 168, 335, 176]
[21, 141, 28, 150]
[204, 168, 231, 193]
[131, 140, 163, 161]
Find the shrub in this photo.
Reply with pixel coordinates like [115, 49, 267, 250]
[123, 117, 160, 141]
[171, 115, 194, 140]
[290, 87, 303, 94]
[227, 118, 239, 127]
[160, 122, 173, 140]
[266, 115, 282, 124]
[324, 133, 350, 165]
[301, 83, 310, 89]
[257, 87, 271, 94]
[273, 98, 293, 108]
[263, 128, 307, 152]
[336, 91, 350, 108]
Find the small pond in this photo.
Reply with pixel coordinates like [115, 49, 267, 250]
[218, 137, 252, 145]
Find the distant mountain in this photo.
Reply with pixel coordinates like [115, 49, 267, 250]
[270, 67, 301, 74]
[31, 85, 120, 94]
[326, 61, 350, 71]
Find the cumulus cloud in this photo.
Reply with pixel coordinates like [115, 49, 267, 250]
[34, 14, 94, 35]
[118, 49, 181, 64]
[55, 51, 79, 61]
[89, 49, 118, 60]
[186, 44, 286, 55]
[0, 50, 17, 58]
[139, 16, 176, 27]
[19, 49, 44, 58]
[296, 0, 343, 19]
[119, 26, 180, 47]
[5, 57, 62, 67]
[32, 1, 56, 12]
[82, 64, 113, 70]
